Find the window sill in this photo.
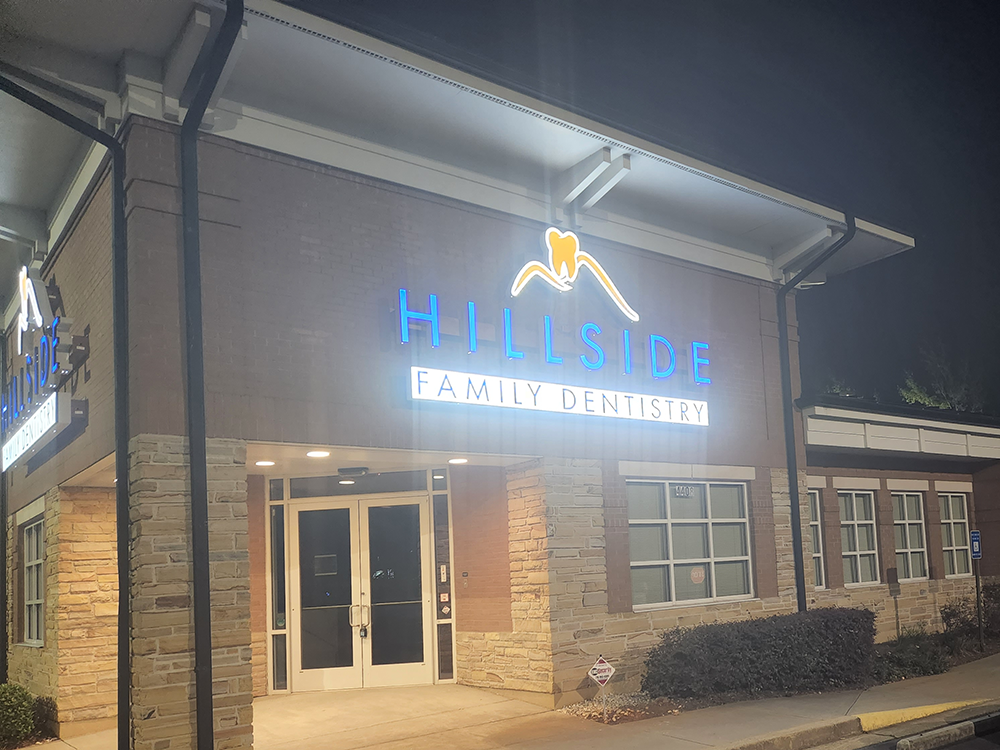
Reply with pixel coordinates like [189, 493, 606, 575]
[945, 573, 974, 580]
[633, 595, 757, 613]
[844, 581, 882, 589]
[898, 577, 929, 584]
[15, 642, 43, 649]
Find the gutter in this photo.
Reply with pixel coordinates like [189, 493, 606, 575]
[178, 2, 244, 748]
[777, 215, 856, 612]
[0, 75, 130, 749]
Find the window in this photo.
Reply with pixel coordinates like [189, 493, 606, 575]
[807, 491, 825, 589]
[627, 481, 752, 607]
[940, 494, 971, 577]
[892, 493, 927, 580]
[22, 520, 44, 644]
[839, 491, 879, 584]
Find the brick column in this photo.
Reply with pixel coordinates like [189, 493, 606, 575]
[129, 435, 252, 750]
[924, 489, 946, 580]
[820, 488, 845, 590]
[876, 485, 896, 583]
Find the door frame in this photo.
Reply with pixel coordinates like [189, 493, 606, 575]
[286, 491, 436, 692]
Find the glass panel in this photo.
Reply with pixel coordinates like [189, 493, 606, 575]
[672, 524, 709, 559]
[940, 496, 951, 520]
[855, 495, 873, 521]
[269, 478, 284, 501]
[669, 484, 707, 519]
[839, 494, 853, 521]
[860, 554, 878, 582]
[299, 508, 353, 669]
[627, 483, 665, 520]
[631, 565, 669, 605]
[813, 558, 823, 588]
[892, 495, 904, 521]
[943, 524, 954, 548]
[842, 525, 857, 552]
[368, 505, 423, 665]
[944, 549, 955, 576]
[712, 523, 747, 557]
[858, 525, 875, 552]
[809, 493, 820, 523]
[272, 634, 287, 690]
[843, 556, 858, 584]
[912, 552, 927, 578]
[951, 496, 966, 519]
[896, 552, 910, 580]
[908, 524, 924, 550]
[674, 563, 711, 601]
[630, 525, 668, 561]
[810, 526, 821, 554]
[906, 495, 922, 520]
[956, 550, 971, 575]
[290, 470, 427, 498]
[894, 525, 906, 551]
[710, 485, 744, 519]
[437, 623, 454, 680]
[715, 560, 749, 597]
[270, 506, 286, 630]
[954, 523, 968, 546]
[432, 469, 447, 492]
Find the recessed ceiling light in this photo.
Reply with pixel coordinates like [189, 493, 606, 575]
[255, 460, 275, 467]
[338, 479, 355, 485]
[448, 458, 468, 465]
[433, 474, 445, 480]
[306, 450, 330, 458]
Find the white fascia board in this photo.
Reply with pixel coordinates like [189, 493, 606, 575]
[218, 101, 776, 280]
[247, 0, 911, 245]
[802, 405, 1000, 439]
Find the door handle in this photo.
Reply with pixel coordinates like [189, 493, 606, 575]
[360, 604, 371, 628]
[349, 604, 362, 628]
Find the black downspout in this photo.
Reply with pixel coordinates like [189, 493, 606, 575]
[777, 214, 856, 613]
[0, 75, 130, 749]
[179, 3, 243, 749]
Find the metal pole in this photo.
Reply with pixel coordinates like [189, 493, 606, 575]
[0, 73, 130, 750]
[975, 558, 984, 652]
[776, 215, 856, 612]
[178, 3, 243, 748]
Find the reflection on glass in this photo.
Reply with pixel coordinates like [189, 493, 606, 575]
[906, 495, 922, 520]
[269, 478, 284, 501]
[858, 526, 875, 552]
[896, 552, 910, 580]
[674, 563, 711, 601]
[627, 483, 665, 519]
[272, 634, 287, 690]
[839, 494, 853, 521]
[908, 524, 924, 549]
[860, 554, 878, 582]
[630, 525, 667, 562]
[712, 524, 747, 558]
[672, 524, 708, 559]
[710, 485, 743, 519]
[855, 495, 873, 521]
[952, 496, 966, 519]
[368, 505, 423, 665]
[844, 555, 858, 584]
[631, 566, 669, 605]
[715, 560, 749, 597]
[270, 506, 286, 630]
[912, 552, 927, 578]
[299, 508, 353, 670]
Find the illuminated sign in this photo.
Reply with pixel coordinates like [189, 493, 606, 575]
[511, 227, 640, 322]
[411, 367, 708, 426]
[1, 393, 67, 471]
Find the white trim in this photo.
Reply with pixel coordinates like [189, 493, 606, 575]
[935, 480, 973, 493]
[619, 461, 755, 481]
[804, 406, 1000, 439]
[15, 497, 45, 526]
[831, 477, 880, 491]
[886, 479, 930, 492]
[806, 475, 828, 489]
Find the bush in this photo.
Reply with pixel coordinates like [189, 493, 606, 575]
[940, 583, 1000, 654]
[873, 627, 949, 682]
[0, 684, 36, 747]
[32, 696, 56, 738]
[641, 608, 876, 702]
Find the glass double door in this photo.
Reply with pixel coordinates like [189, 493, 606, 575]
[289, 494, 433, 690]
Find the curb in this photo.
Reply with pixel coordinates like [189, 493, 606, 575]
[717, 717, 863, 750]
[893, 710, 1000, 750]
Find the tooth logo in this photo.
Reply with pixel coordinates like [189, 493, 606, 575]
[511, 228, 639, 322]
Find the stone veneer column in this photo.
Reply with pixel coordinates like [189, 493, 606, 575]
[129, 435, 253, 750]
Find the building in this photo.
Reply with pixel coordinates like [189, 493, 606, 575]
[0, 2, 995, 748]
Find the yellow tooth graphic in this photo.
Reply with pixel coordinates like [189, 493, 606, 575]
[510, 228, 640, 322]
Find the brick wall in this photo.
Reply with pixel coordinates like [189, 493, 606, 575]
[129, 435, 252, 750]
[451, 466, 512, 633]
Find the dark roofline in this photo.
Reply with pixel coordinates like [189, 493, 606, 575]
[797, 394, 1000, 430]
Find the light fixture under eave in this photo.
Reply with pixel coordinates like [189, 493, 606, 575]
[255, 460, 275, 467]
[448, 458, 468, 465]
[306, 450, 331, 458]
[338, 479, 355, 485]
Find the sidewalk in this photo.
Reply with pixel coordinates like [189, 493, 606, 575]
[48, 653, 1000, 750]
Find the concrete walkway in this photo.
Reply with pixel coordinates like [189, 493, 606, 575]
[48, 653, 1000, 750]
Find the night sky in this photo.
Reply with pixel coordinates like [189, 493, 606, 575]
[288, 0, 1000, 412]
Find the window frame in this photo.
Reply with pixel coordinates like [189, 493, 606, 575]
[807, 490, 825, 589]
[891, 492, 928, 582]
[939, 493, 972, 578]
[626, 480, 754, 610]
[838, 490, 881, 587]
[21, 518, 44, 646]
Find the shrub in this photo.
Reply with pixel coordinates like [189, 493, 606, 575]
[873, 627, 949, 682]
[940, 583, 1000, 654]
[641, 608, 876, 702]
[0, 683, 36, 747]
[32, 696, 56, 738]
